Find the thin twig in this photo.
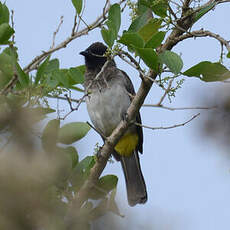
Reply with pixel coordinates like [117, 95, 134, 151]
[0, 73, 18, 96]
[51, 16, 64, 49]
[10, 10, 15, 43]
[157, 79, 174, 105]
[142, 104, 217, 111]
[23, 0, 126, 73]
[86, 122, 107, 139]
[135, 113, 200, 130]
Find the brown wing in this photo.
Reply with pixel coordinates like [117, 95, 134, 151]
[120, 70, 143, 154]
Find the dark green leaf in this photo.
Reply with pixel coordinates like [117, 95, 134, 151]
[44, 59, 60, 74]
[183, 61, 230, 82]
[118, 32, 144, 48]
[0, 23, 14, 44]
[145, 31, 166, 48]
[71, 0, 83, 15]
[35, 55, 50, 85]
[58, 122, 90, 145]
[227, 52, 230, 59]
[151, 2, 168, 17]
[194, 2, 215, 23]
[69, 67, 84, 84]
[101, 27, 115, 48]
[138, 18, 162, 42]
[128, 11, 149, 32]
[159, 50, 183, 74]
[41, 119, 60, 152]
[108, 4, 121, 35]
[0, 3, 10, 24]
[135, 47, 158, 70]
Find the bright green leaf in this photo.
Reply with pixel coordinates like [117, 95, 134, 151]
[138, 18, 162, 42]
[145, 31, 166, 48]
[118, 32, 144, 48]
[108, 4, 121, 35]
[135, 47, 158, 70]
[71, 0, 83, 15]
[58, 122, 90, 145]
[183, 61, 230, 82]
[41, 119, 60, 152]
[128, 9, 149, 32]
[0, 3, 10, 24]
[159, 50, 183, 74]
[101, 27, 115, 48]
[0, 23, 14, 44]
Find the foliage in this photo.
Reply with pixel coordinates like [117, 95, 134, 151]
[0, 0, 229, 229]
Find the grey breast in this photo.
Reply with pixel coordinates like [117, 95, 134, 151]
[86, 78, 131, 137]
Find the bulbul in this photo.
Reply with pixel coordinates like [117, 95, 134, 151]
[80, 42, 147, 206]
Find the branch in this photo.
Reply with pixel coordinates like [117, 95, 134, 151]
[23, 0, 126, 73]
[0, 73, 18, 96]
[175, 29, 230, 52]
[142, 104, 217, 111]
[51, 16, 64, 49]
[135, 113, 200, 130]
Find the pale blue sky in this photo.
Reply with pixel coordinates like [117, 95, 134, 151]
[5, 1, 230, 229]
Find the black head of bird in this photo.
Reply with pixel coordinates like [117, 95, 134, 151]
[80, 42, 108, 70]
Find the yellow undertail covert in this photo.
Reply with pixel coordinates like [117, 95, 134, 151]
[115, 132, 139, 157]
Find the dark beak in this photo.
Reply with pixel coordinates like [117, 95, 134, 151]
[79, 50, 89, 57]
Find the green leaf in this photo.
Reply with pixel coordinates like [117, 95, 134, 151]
[138, 18, 162, 42]
[58, 122, 90, 145]
[101, 27, 115, 48]
[71, 156, 95, 190]
[128, 10, 150, 32]
[71, 0, 83, 15]
[159, 50, 183, 74]
[135, 47, 158, 70]
[54, 69, 70, 88]
[227, 52, 230, 59]
[118, 32, 144, 48]
[35, 55, 50, 85]
[0, 23, 14, 44]
[45, 59, 60, 74]
[3, 46, 18, 60]
[88, 175, 118, 200]
[69, 67, 84, 84]
[0, 3, 10, 24]
[145, 31, 166, 48]
[64, 146, 79, 169]
[194, 2, 215, 23]
[15, 62, 29, 87]
[41, 119, 60, 152]
[183, 61, 230, 82]
[151, 2, 168, 17]
[108, 4, 121, 35]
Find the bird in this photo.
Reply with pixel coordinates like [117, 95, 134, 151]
[80, 42, 147, 206]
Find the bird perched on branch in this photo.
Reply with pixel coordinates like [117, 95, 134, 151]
[80, 42, 147, 206]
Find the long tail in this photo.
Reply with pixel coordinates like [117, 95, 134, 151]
[120, 150, 147, 206]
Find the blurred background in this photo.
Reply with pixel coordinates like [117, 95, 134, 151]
[2, 0, 230, 229]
